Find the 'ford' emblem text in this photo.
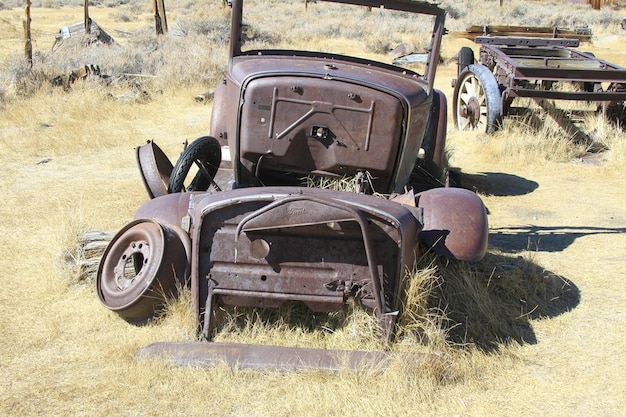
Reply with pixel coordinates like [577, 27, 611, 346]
[287, 206, 305, 215]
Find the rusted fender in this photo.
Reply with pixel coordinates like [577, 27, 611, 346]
[134, 192, 195, 228]
[137, 342, 434, 373]
[415, 187, 488, 261]
[136, 140, 173, 199]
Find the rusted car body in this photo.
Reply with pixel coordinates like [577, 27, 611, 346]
[211, 0, 449, 191]
[96, 0, 489, 370]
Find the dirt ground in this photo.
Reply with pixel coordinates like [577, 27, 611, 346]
[435, 35, 626, 415]
[446, 148, 626, 414]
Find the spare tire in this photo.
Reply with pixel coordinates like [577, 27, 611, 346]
[168, 136, 221, 193]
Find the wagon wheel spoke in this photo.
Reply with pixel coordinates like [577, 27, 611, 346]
[460, 91, 472, 105]
[458, 119, 471, 130]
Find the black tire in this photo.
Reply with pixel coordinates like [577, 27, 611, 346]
[458, 47, 475, 76]
[453, 64, 502, 134]
[168, 136, 222, 193]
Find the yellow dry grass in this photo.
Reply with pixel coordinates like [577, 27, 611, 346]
[1, 1, 626, 416]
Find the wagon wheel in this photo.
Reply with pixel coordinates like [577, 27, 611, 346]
[457, 47, 475, 76]
[168, 136, 222, 193]
[453, 64, 502, 134]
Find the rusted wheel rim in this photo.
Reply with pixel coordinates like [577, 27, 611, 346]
[96, 219, 190, 323]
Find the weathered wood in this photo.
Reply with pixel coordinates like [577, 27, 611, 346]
[152, 0, 164, 35]
[453, 25, 592, 43]
[53, 19, 114, 48]
[64, 230, 114, 282]
[23, 0, 32, 68]
[84, 0, 90, 34]
[157, 0, 168, 33]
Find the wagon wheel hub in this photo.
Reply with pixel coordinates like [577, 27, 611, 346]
[461, 96, 481, 128]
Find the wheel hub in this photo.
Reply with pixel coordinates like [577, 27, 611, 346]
[463, 96, 481, 128]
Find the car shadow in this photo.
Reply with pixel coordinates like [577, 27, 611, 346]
[458, 171, 539, 197]
[428, 250, 580, 351]
[489, 225, 626, 253]
[211, 250, 580, 352]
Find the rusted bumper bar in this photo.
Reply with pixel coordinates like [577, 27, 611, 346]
[138, 342, 429, 372]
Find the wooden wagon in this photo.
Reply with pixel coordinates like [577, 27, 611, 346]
[452, 28, 626, 134]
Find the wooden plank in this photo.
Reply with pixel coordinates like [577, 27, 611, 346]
[452, 25, 592, 42]
[510, 57, 604, 70]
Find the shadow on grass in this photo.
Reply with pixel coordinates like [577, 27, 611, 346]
[209, 249, 580, 353]
[429, 250, 580, 351]
[489, 225, 626, 253]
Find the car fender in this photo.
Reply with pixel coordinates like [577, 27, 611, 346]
[416, 187, 488, 261]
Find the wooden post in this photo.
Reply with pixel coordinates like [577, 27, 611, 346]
[157, 0, 168, 33]
[589, 0, 602, 9]
[152, 0, 164, 35]
[84, 0, 90, 34]
[23, 0, 32, 68]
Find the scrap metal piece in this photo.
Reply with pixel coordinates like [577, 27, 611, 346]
[134, 192, 195, 229]
[136, 140, 174, 199]
[390, 188, 417, 207]
[138, 342, 430, 373]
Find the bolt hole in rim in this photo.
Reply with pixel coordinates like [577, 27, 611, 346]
[96, 219, 190, 323]
[118, 250, 146, 291]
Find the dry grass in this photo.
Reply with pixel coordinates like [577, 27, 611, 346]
[1, 1, 626, 416]
[446, 106, 625, 171]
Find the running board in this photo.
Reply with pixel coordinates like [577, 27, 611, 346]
[137, 342, 429, 373]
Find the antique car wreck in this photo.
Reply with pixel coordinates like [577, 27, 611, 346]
[96, 0, 489, 371]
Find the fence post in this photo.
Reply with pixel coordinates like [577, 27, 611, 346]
[153, 0, 168, 35]
[84, 0, 91, 34]
[152, 0, 164, 35]
[23, 0, 32, 68]
[157, 0, 168, 33]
